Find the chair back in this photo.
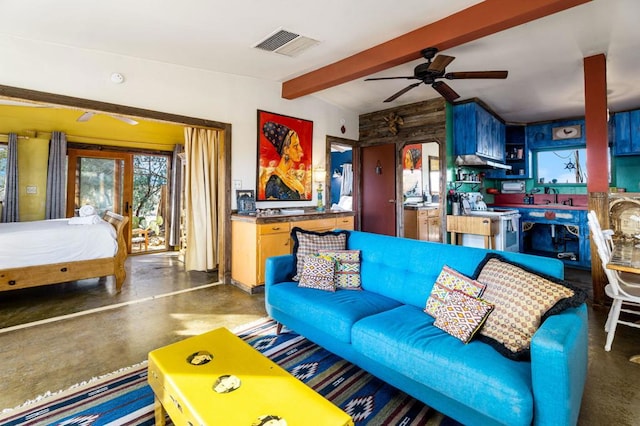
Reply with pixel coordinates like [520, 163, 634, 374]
[588, 210, 623, 296]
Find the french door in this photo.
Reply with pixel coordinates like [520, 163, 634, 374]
[66, 149, 134, 248]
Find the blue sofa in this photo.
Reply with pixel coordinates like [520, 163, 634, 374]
[265, 230, 588, 426]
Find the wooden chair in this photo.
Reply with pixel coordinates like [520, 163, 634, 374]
[588, 210, 640, 351]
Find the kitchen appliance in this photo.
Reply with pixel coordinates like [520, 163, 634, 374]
[462, 192, 521, 252]
[501, 180, 526, 194]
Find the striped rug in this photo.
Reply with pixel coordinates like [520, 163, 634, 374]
[0, 318, 459, 426]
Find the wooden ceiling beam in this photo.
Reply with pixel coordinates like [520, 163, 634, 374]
[282, 0, 591, 99]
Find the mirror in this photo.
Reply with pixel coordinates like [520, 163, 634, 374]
[326, 136, 356, 211]
[402, 142, 440, 204]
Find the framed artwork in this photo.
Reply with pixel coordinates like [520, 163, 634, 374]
[403, 144, 422, 171]
[256, 110, 313, 201]
[236, 190, 256, 215]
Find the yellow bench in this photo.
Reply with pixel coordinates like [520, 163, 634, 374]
[148, 327, 354, 426]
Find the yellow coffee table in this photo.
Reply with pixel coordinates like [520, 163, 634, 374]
[148, 327, 354, 426]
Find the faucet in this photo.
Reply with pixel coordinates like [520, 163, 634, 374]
[562, 198, 573, 206]
[544, 187, 559, 204]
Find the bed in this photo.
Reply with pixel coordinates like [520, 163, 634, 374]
[0, 211, 129, 293]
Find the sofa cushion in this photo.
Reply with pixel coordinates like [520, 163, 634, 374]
[268, 282, 402, 343]
[472, 253, 587, 360]
[424, 265, 486, 317]
[318, 249, 362, 290]
[291, 227, 349, 280]
[351, 305, 533, 425]
[298, 254, 336, 292]
[434, 290, 494, 343]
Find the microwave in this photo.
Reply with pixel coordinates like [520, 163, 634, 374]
[501, 180, 526, 194]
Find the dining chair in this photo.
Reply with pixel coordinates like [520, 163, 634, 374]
[587, 210, 640, 351]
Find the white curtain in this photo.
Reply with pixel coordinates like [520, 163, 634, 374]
[1, 133, 19, 223]
[340, 163, 353, 196]
[169, 144, 184, 247]
[184, 127, 219, 271]
[45, 131, 67, 219]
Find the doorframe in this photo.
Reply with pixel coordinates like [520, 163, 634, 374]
[0, 84, 233, 284]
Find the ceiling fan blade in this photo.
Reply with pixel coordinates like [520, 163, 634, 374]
[432, 81, 460, 103]
[111, 114, 139, 125]
[77, 111, 95, 122]
[383, 82, 422, 103]
[427, 54, 455, 74]
[365, 76, 417, 81]
[445, 71, 508, 80]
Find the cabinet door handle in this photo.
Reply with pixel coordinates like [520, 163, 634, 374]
[388, 199, 395, 203]
[271, 226, 280, 230]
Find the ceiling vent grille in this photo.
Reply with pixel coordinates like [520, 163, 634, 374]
[253, 28, 320, 57]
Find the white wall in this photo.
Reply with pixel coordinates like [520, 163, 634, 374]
[0, 36, 359, 209]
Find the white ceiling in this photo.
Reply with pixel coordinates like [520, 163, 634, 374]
[1, 0, 639, 123]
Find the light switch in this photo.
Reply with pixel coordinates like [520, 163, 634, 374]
[26, 185, 37, 194]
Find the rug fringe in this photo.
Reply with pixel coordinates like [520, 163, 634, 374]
[1, 360, 149, 414]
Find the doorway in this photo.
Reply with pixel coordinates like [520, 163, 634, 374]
[361, 143, 396, 236]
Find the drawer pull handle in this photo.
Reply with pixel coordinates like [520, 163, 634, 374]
[61, 267, 68, 272]
[8, 280, 16, 286]
[271, 227, 280, 230]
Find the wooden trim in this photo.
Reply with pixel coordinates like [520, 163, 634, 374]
[282, 0, 591, 99]
[588, 191, 608, 306]
[584, 54, 609, 193]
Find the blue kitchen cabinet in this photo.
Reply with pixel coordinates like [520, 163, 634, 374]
[453, 102, 505, 162]
[526, 118, 586, 150]
[613, 109, 640, 156]
[518, 207, 591, 269]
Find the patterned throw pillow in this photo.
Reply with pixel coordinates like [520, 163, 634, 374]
[434, 290, 494, 343]
[473, 254, 587, 360]
[291, 227, 349, 281]
[424, 265, 486, 317]
[318, 249, 362, 290]
[297, 254, 336, 292]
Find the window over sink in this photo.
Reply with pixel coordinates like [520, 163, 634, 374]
[535, 147, 608, 185]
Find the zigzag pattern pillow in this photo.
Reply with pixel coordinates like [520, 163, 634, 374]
[297, 254, 336, 292]
[434, 290, 494, 343]
[319, 249, 362, 290]
[424, 265, 486, 318]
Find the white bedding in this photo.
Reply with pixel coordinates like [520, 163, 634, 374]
[0, 218, 118, 269]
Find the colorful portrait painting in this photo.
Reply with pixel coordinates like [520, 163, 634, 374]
[257, 110, 313, 201]
[403, 144, 422, 171]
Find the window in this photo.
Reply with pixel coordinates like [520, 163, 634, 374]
[536, 147, 588, 184]
[0, 144, 6, 201]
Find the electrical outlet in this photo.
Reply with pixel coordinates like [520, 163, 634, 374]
[26, 185, 37, 194]
[234, 180, 242, 189]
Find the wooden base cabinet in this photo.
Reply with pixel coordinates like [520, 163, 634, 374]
[231, 213, 354, 291]
[404, 208, 441, 242]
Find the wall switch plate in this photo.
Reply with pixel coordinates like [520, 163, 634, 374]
[26, 185, 37, 194]
[234, 180, 242, 189]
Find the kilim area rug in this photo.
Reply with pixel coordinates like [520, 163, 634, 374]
[0, 318, 460, 426]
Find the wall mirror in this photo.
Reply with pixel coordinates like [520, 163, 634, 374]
[326, 136, 356, 211]
[402, 141, 441, 204]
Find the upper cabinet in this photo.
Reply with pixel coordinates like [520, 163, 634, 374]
[453, 102, 505, 162]
[613, 109, 640, 156]
[526, 118, 586, 150]
[485, 125, 528, 180]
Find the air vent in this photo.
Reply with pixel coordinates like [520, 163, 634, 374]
[253, 28, 320, 57]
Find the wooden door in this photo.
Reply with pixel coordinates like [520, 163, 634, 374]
[360, 144, 396, 236]
[66, 149, 134, 249]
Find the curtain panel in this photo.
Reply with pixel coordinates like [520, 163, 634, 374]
[45, 131, 67, 219]
[184, 127, 219, 271]
[168, 143, 184, 247]
[1, 133, 19, 223]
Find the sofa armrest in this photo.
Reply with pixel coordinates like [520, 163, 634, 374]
[530, 304, 588, 426]
[265, 254, 295, 287]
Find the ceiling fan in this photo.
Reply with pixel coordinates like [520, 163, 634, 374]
[365, 47, 508, 103]
[77, 111, 138, 125]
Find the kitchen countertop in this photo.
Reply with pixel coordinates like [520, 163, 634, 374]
[490, 203, 587, 211]
[404, 203, 440, 210]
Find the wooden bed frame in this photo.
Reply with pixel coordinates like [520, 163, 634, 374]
[0, 211, 129, 293]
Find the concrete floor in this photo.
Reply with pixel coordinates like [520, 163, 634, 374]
[0, 255, 639, 425]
